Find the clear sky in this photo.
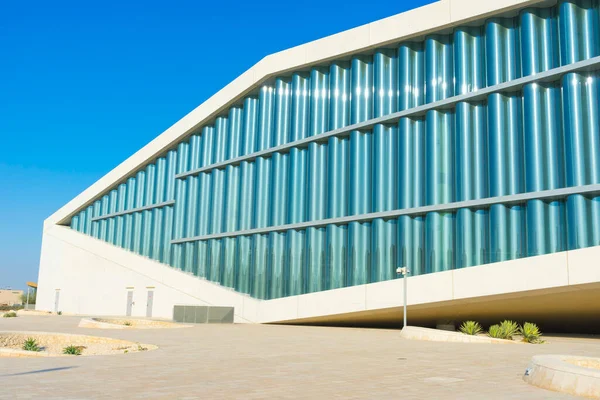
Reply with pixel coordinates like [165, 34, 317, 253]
[0, 0, 435, 291]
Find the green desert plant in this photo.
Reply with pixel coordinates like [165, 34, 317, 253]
[20, 292, 36, 305]
[459, 321, 483, 336]
[137, 344, 148, 351]
[488, 324, 503, 339]
[499, 320, 520, 340]
[57, 311, 62, 315]
[3, 312, 17, 318]
[520, 322, 543, 344]
[123, 321, 132, 326]
[22, 338, 41, 352]
[63, 345, 82, 355]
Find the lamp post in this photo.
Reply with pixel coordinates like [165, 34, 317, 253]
[396, 267, 410, 328]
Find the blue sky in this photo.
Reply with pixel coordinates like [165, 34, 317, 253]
[0, 0, 434, 290]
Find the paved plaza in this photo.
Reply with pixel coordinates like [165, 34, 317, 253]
[1, 316, 599, 399]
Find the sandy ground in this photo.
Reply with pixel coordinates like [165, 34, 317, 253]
[0, 331, 155, 356]
[92, 317, 187, 328]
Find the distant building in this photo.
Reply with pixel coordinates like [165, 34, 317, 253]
[37, 0, 600, 330]
[0, 289, 23, 306]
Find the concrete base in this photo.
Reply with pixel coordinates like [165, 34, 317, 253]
[400, 326, 521, 344]
[524, 355, 600, 397]
[37, 225, 600, 330]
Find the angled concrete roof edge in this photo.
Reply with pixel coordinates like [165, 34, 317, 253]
[45, 0, 546, 228]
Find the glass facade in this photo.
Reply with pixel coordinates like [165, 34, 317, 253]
[70, 1, 600, 300]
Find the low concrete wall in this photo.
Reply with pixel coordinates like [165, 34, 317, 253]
[400, 326, 520, 345]
[524, 355, 600, 397]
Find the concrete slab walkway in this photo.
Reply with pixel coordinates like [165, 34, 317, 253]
[1, 316, 598, 399]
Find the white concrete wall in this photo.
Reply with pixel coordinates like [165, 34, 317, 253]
[37, 224, 600, 324]
[36, 225, 260, 322]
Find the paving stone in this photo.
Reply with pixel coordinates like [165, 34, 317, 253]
[0, 316, 598, 399]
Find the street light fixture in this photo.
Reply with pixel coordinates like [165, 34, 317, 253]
[396, 267, 410, 328]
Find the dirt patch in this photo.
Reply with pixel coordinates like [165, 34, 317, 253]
[86, 318, 188, 329]
[0, 331, 156, 357]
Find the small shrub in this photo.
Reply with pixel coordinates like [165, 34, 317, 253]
[123, 321, 132, 326]
[459, 321, 483, 336]
[124, 350, 129, 354]
[521, 322, 544, 344]
[488, 324, 503, 339]
[63, 345, 82, 355]
[137, 344, 148, 351]
[57, 311, 62, 315]
[22, 338, 41, 352]
[3, 312, 17, 318]
[499, 320, 520, 340]
[0, 305, 23, 312]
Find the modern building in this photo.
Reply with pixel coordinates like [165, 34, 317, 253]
[38, 0, 600, 330]
[0, 289, 23, 307]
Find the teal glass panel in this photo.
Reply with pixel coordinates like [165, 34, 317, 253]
[455, 102, 488, 268]
[141, 164, 156, 258]
[398, 117, 425, 275]
[563, 72, 600, 249]
[523, 82, 566, 256]
[327, 62, 350, 289]
[306, 67, 328, 293]
[558, 0, 600, 66]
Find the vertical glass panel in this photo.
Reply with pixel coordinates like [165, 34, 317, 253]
[209, 117, 228, 282]
[306, 67, 329, 293]
[372, 50, 398, 283]
[132, 170, 146, 254]
[374, 49, 397, 117]
[559, 0, 600, 66]
[196, 126, 214, 278]
[348, 54, 373, 286]
[252, 85, 275, 298]
[142, 164, 156, 258]
[123, 177, 137, 252]
[237, 97, 258, 293]
[182, 136, 200, 273]
[398, 42, 424, 111]
[327, 62, 350, 289]
[520, 7, 560, 76]
[425, 34, 454, 103]
[172, 142, 189, 270]
[115, 183, 127, 248]
[91, 200, 101, 239]
[70, 215, 79, 231]
[152, 158, 166, 262]
[398, 117, 425, 275]
[161, 150, 177, 265]
[485, 17, 521, 86]
[222, 107, 243, 288]
[563, 72, 600, 249]
[287, 73, 310, 296]
[455, 102, 488, 268]
[99, 194, 109, 242]
[425, 110, 454, 273]
[487, 93, 526, 262]
[523, 82, 566, 256]
[269, 78, 292, 298]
